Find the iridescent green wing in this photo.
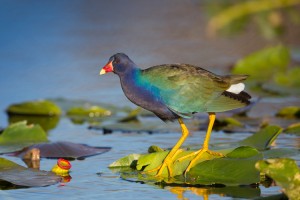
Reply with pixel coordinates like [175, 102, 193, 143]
[141, 64, 230, 115]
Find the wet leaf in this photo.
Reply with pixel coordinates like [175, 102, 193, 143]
[262, 148, 299, 159]
[284, 122, 300, 135]
[148, 145, 164, 153]
[12, 141, 111, 159]
[213, 125, 282, 150]
[0, 121, 48, 146]
[232, 45, 290, 82]
[214, 117, 243, 131]
[0, 158, 61, 187]
[66, 106, 111, 117]
[187, 149, 262, 186]
[50, 97, 127, 115]
[276, 106, 300, 118]
[109, 154, 141, 168]
[118, 108, 141, 122]
[8, 114, 60, 132]
[6, 100, 61, 116]
[238, 125, 282, 150]
[256, 158, 300, 200]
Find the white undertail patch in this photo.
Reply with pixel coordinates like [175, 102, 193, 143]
[226, 83, 245, 94]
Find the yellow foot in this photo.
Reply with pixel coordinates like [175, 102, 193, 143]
[183, 148, 225, 175]
[143, 149, 184, 177]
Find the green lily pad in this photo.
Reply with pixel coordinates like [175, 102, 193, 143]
[187, 147, 262, 186]
[232, 45, 290, 82]
[276, 106, 300, 118]
[0, 157, 61, 187]
[213, 125, 282, 150]
[8, 114, 60, 132]
[214, 117, 243, 131]
[262, 148, 299, 159]
[109, 153, 141, 168]
[6, 100, 61, 116]
[256, 158, 300, 200]
[284, 122, 300, 135]
[0, 121, 48, 154]
[118, 108, 141, 122]
[66, 106, 111, 117]
[238, 125, 282, 150]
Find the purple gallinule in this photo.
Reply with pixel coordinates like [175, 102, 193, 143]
[100, 53, 251, 176]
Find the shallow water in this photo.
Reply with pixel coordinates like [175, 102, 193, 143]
[0, 1, 299, 199]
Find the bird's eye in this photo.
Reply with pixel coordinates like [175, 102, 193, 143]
[113, 59, 120, 64]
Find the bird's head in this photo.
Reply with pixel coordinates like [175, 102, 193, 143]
[100, 53, 134, 76]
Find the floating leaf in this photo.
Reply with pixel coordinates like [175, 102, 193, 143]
[118, 108, 141, 122]
[213, 125, 282, 150]
[262, 148, 299, 159]
[284, 122, 300, 135]
[214, 117, 243, 131]
[148, 145, 164, 153]
[276, 106, 300, 118]
[187, 147, 262, 186]
[109, 154, 141, 168]
[256, 158, 300, 200]
[0, 121, 48, 153]
[136, 150, 220, 177]
[238, 125, 282, 150]
[6, 100, 61, 116]
[8, 114, 60, 132]
[66, 106, 111, 117]
[12, 141, 111, 159]
[232, 45, 290, 82]
[0, 158, 61, 187]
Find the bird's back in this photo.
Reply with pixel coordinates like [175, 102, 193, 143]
[140, 64, 250, 117]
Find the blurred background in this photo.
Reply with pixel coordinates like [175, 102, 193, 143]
[1, 1, 300, 199]
[0, 0, 300, 124]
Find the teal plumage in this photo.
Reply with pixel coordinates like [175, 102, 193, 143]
[141, 64, 250, 117]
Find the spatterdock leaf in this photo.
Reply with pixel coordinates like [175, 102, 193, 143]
[6, 100, 61, 116]
[285, 122, 300, 135]
[66, 106, 111, 117]
[187, 146, 262, 186]
[256, 158, 300, 200]
[276, 106, 300, 118]
[262, 148, 299, 159]
[0, 158, 61, 187]
[0, 121, 48, 149]
[12, 141, 111, 159]
[137, 147, 237, 178]
[238, 125, 282, 150]
[109, 154, 141, 168]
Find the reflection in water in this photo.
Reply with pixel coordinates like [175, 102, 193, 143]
[168, 185, 261, 200]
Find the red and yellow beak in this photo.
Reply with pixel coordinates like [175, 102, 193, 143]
[100, 61, 114, 75]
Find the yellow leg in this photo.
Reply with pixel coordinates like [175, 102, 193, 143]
[184, 112, 224, 174]
[146, 118, 189, 177]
